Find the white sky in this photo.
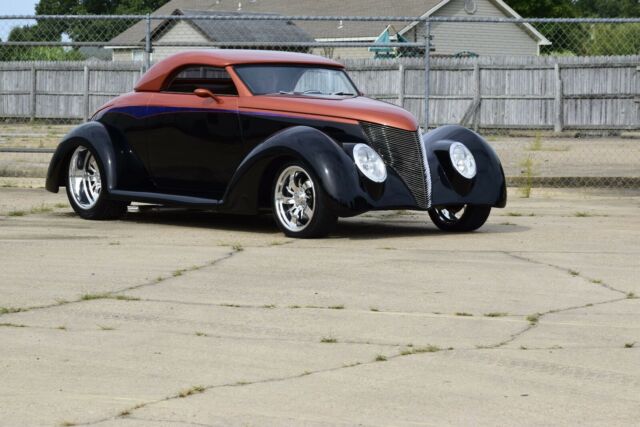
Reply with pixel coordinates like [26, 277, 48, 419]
[0, 0, 39, 40]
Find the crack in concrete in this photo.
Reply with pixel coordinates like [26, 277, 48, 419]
[503, 251, 628, 295]
[0, 249, 240, 320]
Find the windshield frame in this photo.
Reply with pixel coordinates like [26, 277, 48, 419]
[233, 64, 361, 97]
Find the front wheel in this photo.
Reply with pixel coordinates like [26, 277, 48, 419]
[66, 145, 127, 220]
[428, 205, 491, 232]
[272, 162, 337, 238]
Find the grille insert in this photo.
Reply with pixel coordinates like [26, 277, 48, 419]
[360, 122, 430, 208]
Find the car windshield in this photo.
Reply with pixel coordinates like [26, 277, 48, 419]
[234, 65, 358, 96]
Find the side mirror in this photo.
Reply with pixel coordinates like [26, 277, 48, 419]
[194, 88, 220, 103]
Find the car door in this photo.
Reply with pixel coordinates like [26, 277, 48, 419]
[144, 65, 242, 200]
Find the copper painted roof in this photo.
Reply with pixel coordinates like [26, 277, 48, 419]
[134, 50, 344, 92]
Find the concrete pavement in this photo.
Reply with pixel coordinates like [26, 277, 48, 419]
[0, 186, 638, 426]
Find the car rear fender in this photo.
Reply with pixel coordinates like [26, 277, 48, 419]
[46, 121, 117, 193]
[223, 126, 365, 215]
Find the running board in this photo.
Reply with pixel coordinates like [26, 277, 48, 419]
[109, 190, 222, 208]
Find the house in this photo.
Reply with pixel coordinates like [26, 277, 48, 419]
[108, 0, 551, 61]
[108, 10, 314, 61]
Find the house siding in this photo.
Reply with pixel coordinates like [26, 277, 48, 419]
[406, 0, 540, 56]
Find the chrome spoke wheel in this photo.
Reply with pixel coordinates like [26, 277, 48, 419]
[274, 166, 315, 232]
[432, 205, 466, 224]
[68, 146, 102, 210]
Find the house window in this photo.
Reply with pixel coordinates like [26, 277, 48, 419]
[164, 66, 238, 95]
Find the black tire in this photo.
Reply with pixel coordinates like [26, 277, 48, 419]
[65, 144, 128, 220]
[272, 161, 337, 238]
[428, 205, 491, 232]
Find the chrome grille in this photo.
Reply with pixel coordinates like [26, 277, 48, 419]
[360, 122, 430, 209]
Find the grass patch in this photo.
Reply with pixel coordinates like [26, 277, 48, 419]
[518, 156, 535, 198]
[484, 312, 508, 318]
[320, 336, 337, 343]
[232, 244, 244, 252]
[54, 203, 67, 208]
[30, 203, 53, 214]
[528, 135, 543, 151]
[374, 354, 387, 362]
[7, 210, 26, 217]
[455, 312, 473, 317]
[178, 385, 206, 398]
[80, 293, 139, 302]
[526, 313, 541, 325]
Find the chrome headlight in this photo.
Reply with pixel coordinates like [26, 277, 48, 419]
[449, 142, 476, 179]
[353, 143, 387, 183]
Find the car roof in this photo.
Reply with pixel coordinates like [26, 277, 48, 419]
[135, 50, 344, 92]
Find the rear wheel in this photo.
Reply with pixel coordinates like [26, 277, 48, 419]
[272, 162, 337, 238]
[428, 205, 491, 232]
[66, 145, 127, 220]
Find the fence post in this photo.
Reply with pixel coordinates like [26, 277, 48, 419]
[398, 63, 405, 108]
[29, 65, 36, 122]
[423, 19, 431, 129]
[144, 13, 152, 71]
[473, 62, 481, 131]
[83, 64, 90, 122]
[554, 63, 564, 133]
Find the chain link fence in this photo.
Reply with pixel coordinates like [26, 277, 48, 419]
[0, 14, 638, 189]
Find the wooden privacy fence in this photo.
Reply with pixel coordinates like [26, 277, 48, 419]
[0, 61, 143, 121]
[346, 55, 640, 131]
[0, 55, 638, 130]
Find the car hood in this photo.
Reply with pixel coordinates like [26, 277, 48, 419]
[239, 95, 418, 131]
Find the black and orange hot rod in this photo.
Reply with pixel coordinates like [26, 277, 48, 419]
[46, 50, 506, 238]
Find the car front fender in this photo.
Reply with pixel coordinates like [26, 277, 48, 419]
[222, 126, 367, 215]
[424, 125, 507, 208]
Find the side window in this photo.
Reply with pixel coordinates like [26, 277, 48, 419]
[164, 66, 238, 95]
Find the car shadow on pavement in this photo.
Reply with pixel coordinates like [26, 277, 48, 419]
[109, 208, 529, 239]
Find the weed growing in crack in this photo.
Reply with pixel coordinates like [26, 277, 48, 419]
[262, 304, 276, 309]
[484, 312, 508, 317]
[288, 304, 301, 309]
[178, 385, 205, 398]
[232, 244, 244, 252]
[320, 336, 338, 343]
[591, 279, 603, 284]
[374, 354, 387, 362]
[329, 305, 345, 310]
[0, 322, 27, 328]
[370, 307, 380, 312]
[624, 342, 636, 348]
[195, 332, 207, 337]
[574, 211, 592, 217]
[57, 325, 67, 331]
[627, 292, 637, 299]
[0, 307, 25, 315]
[455, 312, 473, 317]
[98, 325, 115, 331]
[400, 345, 441, 356]
[526, 313, 541, 325]
[568, 270, 580, 277]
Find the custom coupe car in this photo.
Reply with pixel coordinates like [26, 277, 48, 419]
[46, 50, 506, 238]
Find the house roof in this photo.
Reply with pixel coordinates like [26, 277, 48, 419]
[109, 0, 549, 46]
[154, 9, 315, 44]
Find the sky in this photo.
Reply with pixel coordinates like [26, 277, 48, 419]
[0, 0, 39, 40]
